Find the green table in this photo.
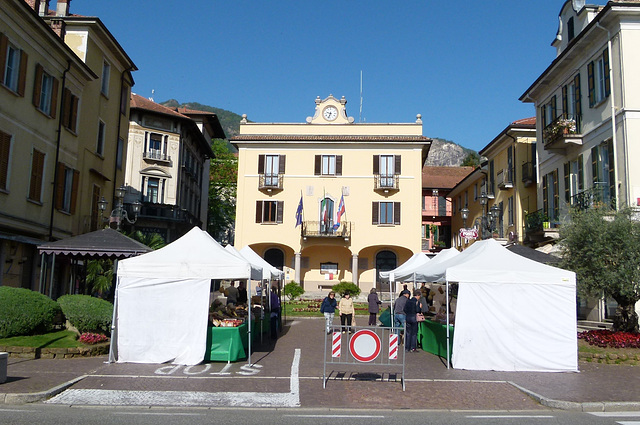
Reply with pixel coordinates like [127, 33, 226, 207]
[418, 319, 454, 360]
[205, 323, 248, 362]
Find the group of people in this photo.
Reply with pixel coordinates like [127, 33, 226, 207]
[393, 287, 428, 352]
[320, 288, 385, 335]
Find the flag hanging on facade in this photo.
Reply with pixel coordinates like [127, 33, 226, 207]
[295, 195, 303, 227]
[333, 194, 345, 230]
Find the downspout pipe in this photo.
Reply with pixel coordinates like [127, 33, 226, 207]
[112, 67, 134, 207]
[48, 59, 72, 241]
[595, 22, 619, 209]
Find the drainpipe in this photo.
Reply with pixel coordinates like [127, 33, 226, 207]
[48, 59, 72, 241]
[506, 132, 518, 242]
[112, 67, 134, 207]
[595, 22, 619, 209]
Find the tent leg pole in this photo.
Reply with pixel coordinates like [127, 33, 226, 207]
[248, 279, 252, 366]
[446, 281, 450, 369]
[49, 254, 56, 298]
[108, 279, 119, 364]
[39, 253, 45, 294]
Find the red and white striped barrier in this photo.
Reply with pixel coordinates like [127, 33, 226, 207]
[389, 333, 398, 360]
[332, 331, 341, 358]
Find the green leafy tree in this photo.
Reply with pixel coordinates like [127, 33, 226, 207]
[559, 206, 640, 332]
[86, 259, 114, 298]
[208, 139, 238, 244]
[461, 152, 481, 167]
[128, 230, 166, 250]
[332, 281, 361, 298]
[283, 281, 305, 301]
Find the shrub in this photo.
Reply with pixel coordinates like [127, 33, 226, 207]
[0, 287, 61, 338]
[578, 330, 640, 349]
[331, 281, 361, 298]
[79, 332, 109, 345]
[57, 295, 113, 335]
[283, 281, 305, 301]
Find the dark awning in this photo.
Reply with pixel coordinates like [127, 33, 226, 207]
[505, 244, 560, 265]
[38, 228, 152, 259]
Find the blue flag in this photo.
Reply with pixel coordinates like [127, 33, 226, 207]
[295, 196, 303, 227]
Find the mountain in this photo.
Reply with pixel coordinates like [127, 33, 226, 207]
[160, 100, 477, 166]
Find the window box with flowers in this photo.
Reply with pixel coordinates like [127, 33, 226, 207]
[543, 118, 578, 147]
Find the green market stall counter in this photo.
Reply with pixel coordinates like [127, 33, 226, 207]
[418, 319, 454, 361]
[205, 324, 248, 362]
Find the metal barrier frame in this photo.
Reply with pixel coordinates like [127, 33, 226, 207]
[323, 323, 406, 391]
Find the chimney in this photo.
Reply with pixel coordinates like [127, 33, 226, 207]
[56, 0, 70, 17]
[50, 19, 66, 38]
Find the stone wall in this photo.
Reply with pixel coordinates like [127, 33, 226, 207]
[0, 343, 109, 359]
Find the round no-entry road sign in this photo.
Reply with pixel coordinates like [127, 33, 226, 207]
[349, 329, 381, 362]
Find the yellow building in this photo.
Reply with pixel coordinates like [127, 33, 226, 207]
[0, 0, 135, 296]
[232, 95, 431, 293]
[449, 118, 537, 249]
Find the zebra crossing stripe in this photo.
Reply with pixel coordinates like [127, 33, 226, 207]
[332, 331, 341, 358]
[389, 333, 398, 359]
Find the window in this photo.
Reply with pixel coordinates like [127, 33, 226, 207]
[320, 262, 338, 275]
[116, 138, 124, 170]
[562, 74, 581, 130]
[0, 130, 11, 191]
[508, 196, 514, 226]
[541, 95, 557, 127]
[101, 61, 110, 96]
[542, 170, 559, 221]
[592, 141, 614, 205]
[258, 154, 285, 186]
[314, 154, 342, 176]
[373, 154, 401, 187]
[1, 35, 27, 96]
[28, 149, 45, 202]
[421, 224, 428, 239]
[255, 200, 284, 224]
[96, 121, 105, 156]
[372, 201, 400, 225]
[146, 177, 160, 203]
[564, 155, 584, 202]
[588, 49, 610, 107]
[489, 160, 495, 195]
[61, 88, 79, 132]
[120, 84, 128, 115]
[55, 162, 78, 213]
[567, 17, 575, 42]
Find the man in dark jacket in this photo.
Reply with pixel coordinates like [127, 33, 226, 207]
[394, 290, 410, 337]
[404, 289, 422, 352]
[320, 291, 337, 334]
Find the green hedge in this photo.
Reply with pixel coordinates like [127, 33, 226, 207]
[57, 294, 113, 335]
[0, 287, 62, 338]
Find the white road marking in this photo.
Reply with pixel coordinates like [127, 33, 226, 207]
[46, 349, 301, 408]
[617, 422, 640, 425]
[466, 415, 555, 419]
[590, 412, 640, 417]
[114, 412, 204, 416]
[284, 415, 385, 418]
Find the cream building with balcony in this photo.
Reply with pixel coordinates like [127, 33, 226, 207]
[232, 95, 430, 293]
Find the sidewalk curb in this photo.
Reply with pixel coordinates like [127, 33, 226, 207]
[508, 381, 640, 412]
[0, 375, 87, 405]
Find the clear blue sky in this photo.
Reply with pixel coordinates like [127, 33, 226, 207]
[72, 0, 575, 152]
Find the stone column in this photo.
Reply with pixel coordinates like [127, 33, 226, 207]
[294, 252, 301, 283]
[351, 254, 358, 285]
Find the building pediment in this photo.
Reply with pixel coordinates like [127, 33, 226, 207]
[306, 95, 355, 125]
[139, 166, 171, 178]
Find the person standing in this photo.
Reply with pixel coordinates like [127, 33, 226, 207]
[367, 288, 382, 326]
[404, 289, 422, 352]
[225, 281, 239, 306]
[338, 292, 355, 334]
[394, 290, 410, 338]
[237, 281, 248, 305]
[320, 291, 337, 334]
[270, 285, 281, 340]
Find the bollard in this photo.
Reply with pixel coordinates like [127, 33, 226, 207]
[0, 352, 7, 384]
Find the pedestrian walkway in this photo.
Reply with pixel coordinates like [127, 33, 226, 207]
[2, 317, 640, 411]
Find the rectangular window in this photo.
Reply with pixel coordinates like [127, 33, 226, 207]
[116, 138, 124, 170]
[38, 72, 53, 115]
[0, 130, 11, 191]
[322, 155, 335, 175]
[314, 154, 342, 176]
[32, 64, 58, 118]
[372, 201, 401, 225]
[1, 35, 27, 96]
[588, 49, 610, 107]
[421, 224, 428, 239]
[264, 154, 280, 186]
[101, 61, 110, 96]
[61, 88, 79, 132]
[320, 262, 338, 275]
[97, 121, 105, 156]
[543, 170, 559, 221]
[508, 196, 514, 226]
[592, 141, 614, 205]
[120, 83, 128, 115]
[255, 200, 284, 224]
[147, 177, 160, 203]
[55, 162, 78, 213]
[541, 95, 557, 127]
[28, 149, 45, 202]
[373, 154, 401, 187]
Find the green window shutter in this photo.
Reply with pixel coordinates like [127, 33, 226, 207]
[562, 85, 568, 119]
[603, 49, 611, 97]
[607, 139, 615, 203]
[553, 169, 559, 220]
[551, 95, 557, 120]
[588, 61, 595, 107]
[542, 174, 548, 218]
[578, 153, 584, 191]
[574, 74, 582, 130]
[591, 146, 599, 188]
[541, 106, 546, 128]
[564, 162, 570, 203]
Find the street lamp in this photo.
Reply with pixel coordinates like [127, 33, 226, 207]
[460, 207, 469, 229]
[98, 185, 142, 231]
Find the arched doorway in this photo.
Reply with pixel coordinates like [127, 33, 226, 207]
[264, 248, 284, 271]
[376, 250, 397, 292]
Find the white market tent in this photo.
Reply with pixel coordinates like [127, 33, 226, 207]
[379, 252, 430, 282]
[392, 248, 460, 282]
[111, 227, 252, 365]
[239, 246, 284, 281]
[224, 244, 263, 280]
[422, 239, 578, 372]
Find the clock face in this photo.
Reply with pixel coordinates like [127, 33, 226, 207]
[323, 106, 338, 121]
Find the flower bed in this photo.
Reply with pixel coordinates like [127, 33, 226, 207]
[578, 330, 640, 349]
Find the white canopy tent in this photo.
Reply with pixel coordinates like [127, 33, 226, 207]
[379, 252, 430, 282]
[224, 244, 263, 280]
[423, 239, 578, 372]
[239, 246, 284, 281]
[111, 227, 252, 365]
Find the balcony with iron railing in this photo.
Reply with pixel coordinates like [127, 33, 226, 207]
[258, 174, 283, 192]
[570, 185, 615, 212]
[522, 161, 535, 187]
[524, 208, 559, 243]
[138, 202, 201, 227]
[143, 149, 171, 163]
[542, 116, 582, 150]
[374, 174, 399, 192]
[496, 168, 513, 190]
[301, 220, 351, 239]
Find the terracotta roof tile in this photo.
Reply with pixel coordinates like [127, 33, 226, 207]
[422, 166, 475, 188]
[130, 94, 189, 119]
[511, 117, 536, 126]
[231, 134, 430, 142]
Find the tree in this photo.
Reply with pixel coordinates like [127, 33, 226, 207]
[208, 139, 237, 244]
[559, 206, 640, 332]
[128, 230, 166, 250]
[283, 281, 305, 301]
[461, 152, 481, 167]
